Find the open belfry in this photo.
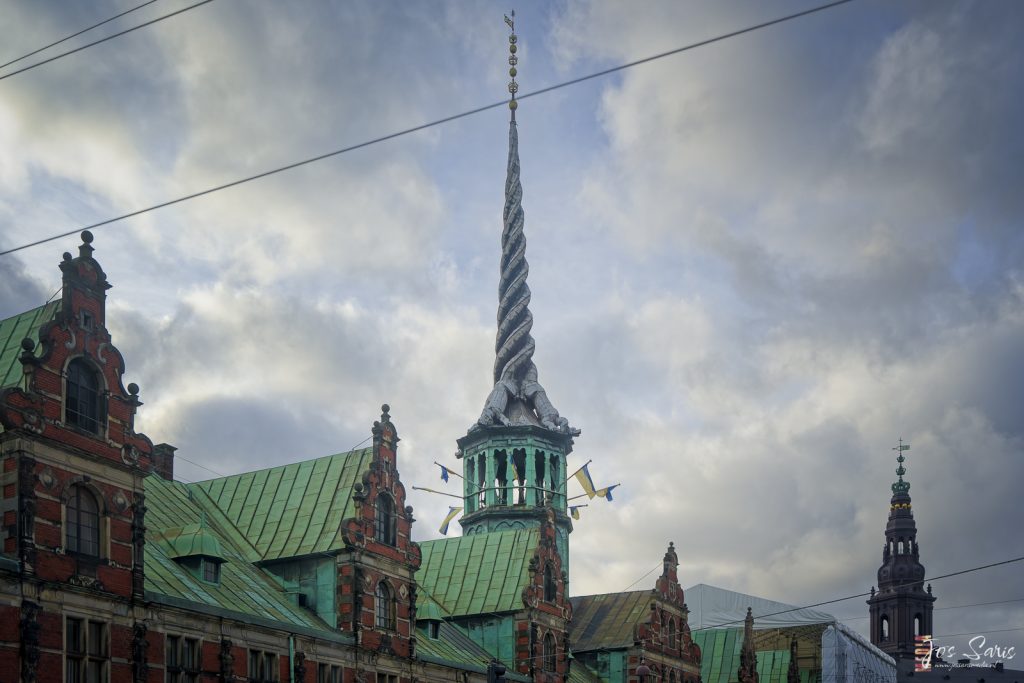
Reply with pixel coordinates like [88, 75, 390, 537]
[0, 15, 699, 683]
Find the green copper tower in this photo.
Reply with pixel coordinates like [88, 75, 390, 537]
[456, 12, 579, 580]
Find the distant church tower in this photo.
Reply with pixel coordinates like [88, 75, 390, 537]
[867, 440, 936, 660]
[455, 13, 580, 578]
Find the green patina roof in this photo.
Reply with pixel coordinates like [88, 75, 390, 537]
[0, 302, 60, 390]
[417, 529, 538, 617]
[416, 621, 495, 667]
[569, 591, 651, 652]
[692, 630, 806, 683]
[144, 474, 329, 630]
[193, 448, 373, 561]
[568, 660, 606, 683]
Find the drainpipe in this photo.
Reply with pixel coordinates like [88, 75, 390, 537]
[289, 635, 295, 683]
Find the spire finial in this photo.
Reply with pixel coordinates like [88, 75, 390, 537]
[505, 11, 518, 119]
[891, 438, 910, 495]
[469, 12, 576, 437]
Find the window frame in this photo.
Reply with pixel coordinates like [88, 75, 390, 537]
[66, 485, 101, 558]
[543, 562, 557, 602]
[543, 632, 556, 672]
[375, 581, 395, 631]
[317, 664, 342, 683]
[248, 649, 279, 683]
[65, 616, 108, 683]
[166, 635, 201, 683]
[65, 358, 104, 434]
[375, 493, 397, 547]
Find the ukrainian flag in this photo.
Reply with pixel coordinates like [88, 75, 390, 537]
[595, 484, 618, 501]
[439, 506, 462, 535]
[574, 464, 598, 498]
[509, 459, 521, 483]
[569, 506, 581, 520]
[439, 464, 449, 483]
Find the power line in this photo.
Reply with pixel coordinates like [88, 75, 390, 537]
[689, 555, 1024, 632]
[622, 564, 662, 592]
[0, 0, 162, 71]
[832, 596, 1024, 622]
[0, 0, 858, 258]
[0, 0, 216, 83]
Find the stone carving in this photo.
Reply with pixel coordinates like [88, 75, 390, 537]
[131, 622, 149, 683]
[472, 115, 578, 437]
[19, 456, 37, 569]
[131, 493, 147, 597]
[219, 639, 235, 681]
[20, 600, 41, 683]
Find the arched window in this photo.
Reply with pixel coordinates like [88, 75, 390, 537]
[66, 359, 102, 433]
[914, 614, 923, 636]
[66, 485, 100, 557]
[375, 493, 397, 546]
[880, 615, 889, 641]
[543, 633, 556, 672]
[375, 582, 394, 630]
[543, 563, 557, 602]
[668, 618, 676, 649]
[670, 671, 677, 683]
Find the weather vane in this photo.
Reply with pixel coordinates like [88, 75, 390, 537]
[891, 437, 910, 495]
[505, 10, 518, 116]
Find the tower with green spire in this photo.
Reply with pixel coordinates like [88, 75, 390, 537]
[455, 12, 579, 579]
[867, 439, 936, 661]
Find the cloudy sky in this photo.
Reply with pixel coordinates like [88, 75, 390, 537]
[2, 0, 1021, 659]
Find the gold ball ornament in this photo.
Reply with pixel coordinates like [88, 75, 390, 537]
[509, 43, 517, 53]
[509, 100, 518, 110]
[509, 67, 517, 77]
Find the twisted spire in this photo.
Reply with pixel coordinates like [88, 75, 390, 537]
[471, 14, 576, 436]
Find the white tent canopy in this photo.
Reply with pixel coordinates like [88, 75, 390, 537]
[683, 584, 896, 683]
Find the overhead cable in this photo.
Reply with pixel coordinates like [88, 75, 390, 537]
[0, 0, 162, 71]
[0, 0, 216, 83]
[0, 0, 857, 258]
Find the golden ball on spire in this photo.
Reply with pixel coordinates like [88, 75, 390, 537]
[509, 43, 517, 53]
[509, 67, 517, 77]
[509, 100, 518, 110]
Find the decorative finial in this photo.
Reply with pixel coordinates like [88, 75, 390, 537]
[505, 11, 518, 118]
[891, 438, 910, 495]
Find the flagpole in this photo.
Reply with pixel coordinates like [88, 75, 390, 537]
[412, 486, 465, 500]
[565, 459, 593, 482]
[433, 461, 465, 480]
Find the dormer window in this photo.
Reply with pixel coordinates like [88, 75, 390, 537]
[66, 358, 102, 433]
[168, 515, 225, 585]
[202, 557, 220, 583]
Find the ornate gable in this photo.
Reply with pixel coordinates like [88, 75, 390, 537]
[339, 405, 422, 658]
[0, 231, 161, 476]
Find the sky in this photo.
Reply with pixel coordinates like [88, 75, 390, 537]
[1, 0, 1022, 662]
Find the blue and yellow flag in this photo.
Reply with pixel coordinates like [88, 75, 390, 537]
[439, 506, 462, 535]
[569, 506, 581, 520]
[574, 464, 598, 498]
[509, 459, 521, 483]
[439, 464, 449, 483]
[595, 484, 618, 501]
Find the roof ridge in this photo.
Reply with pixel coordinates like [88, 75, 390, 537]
[570, 589, 651, 600]
[185, 479, 264, 562]
[189, 446, 372, 485]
